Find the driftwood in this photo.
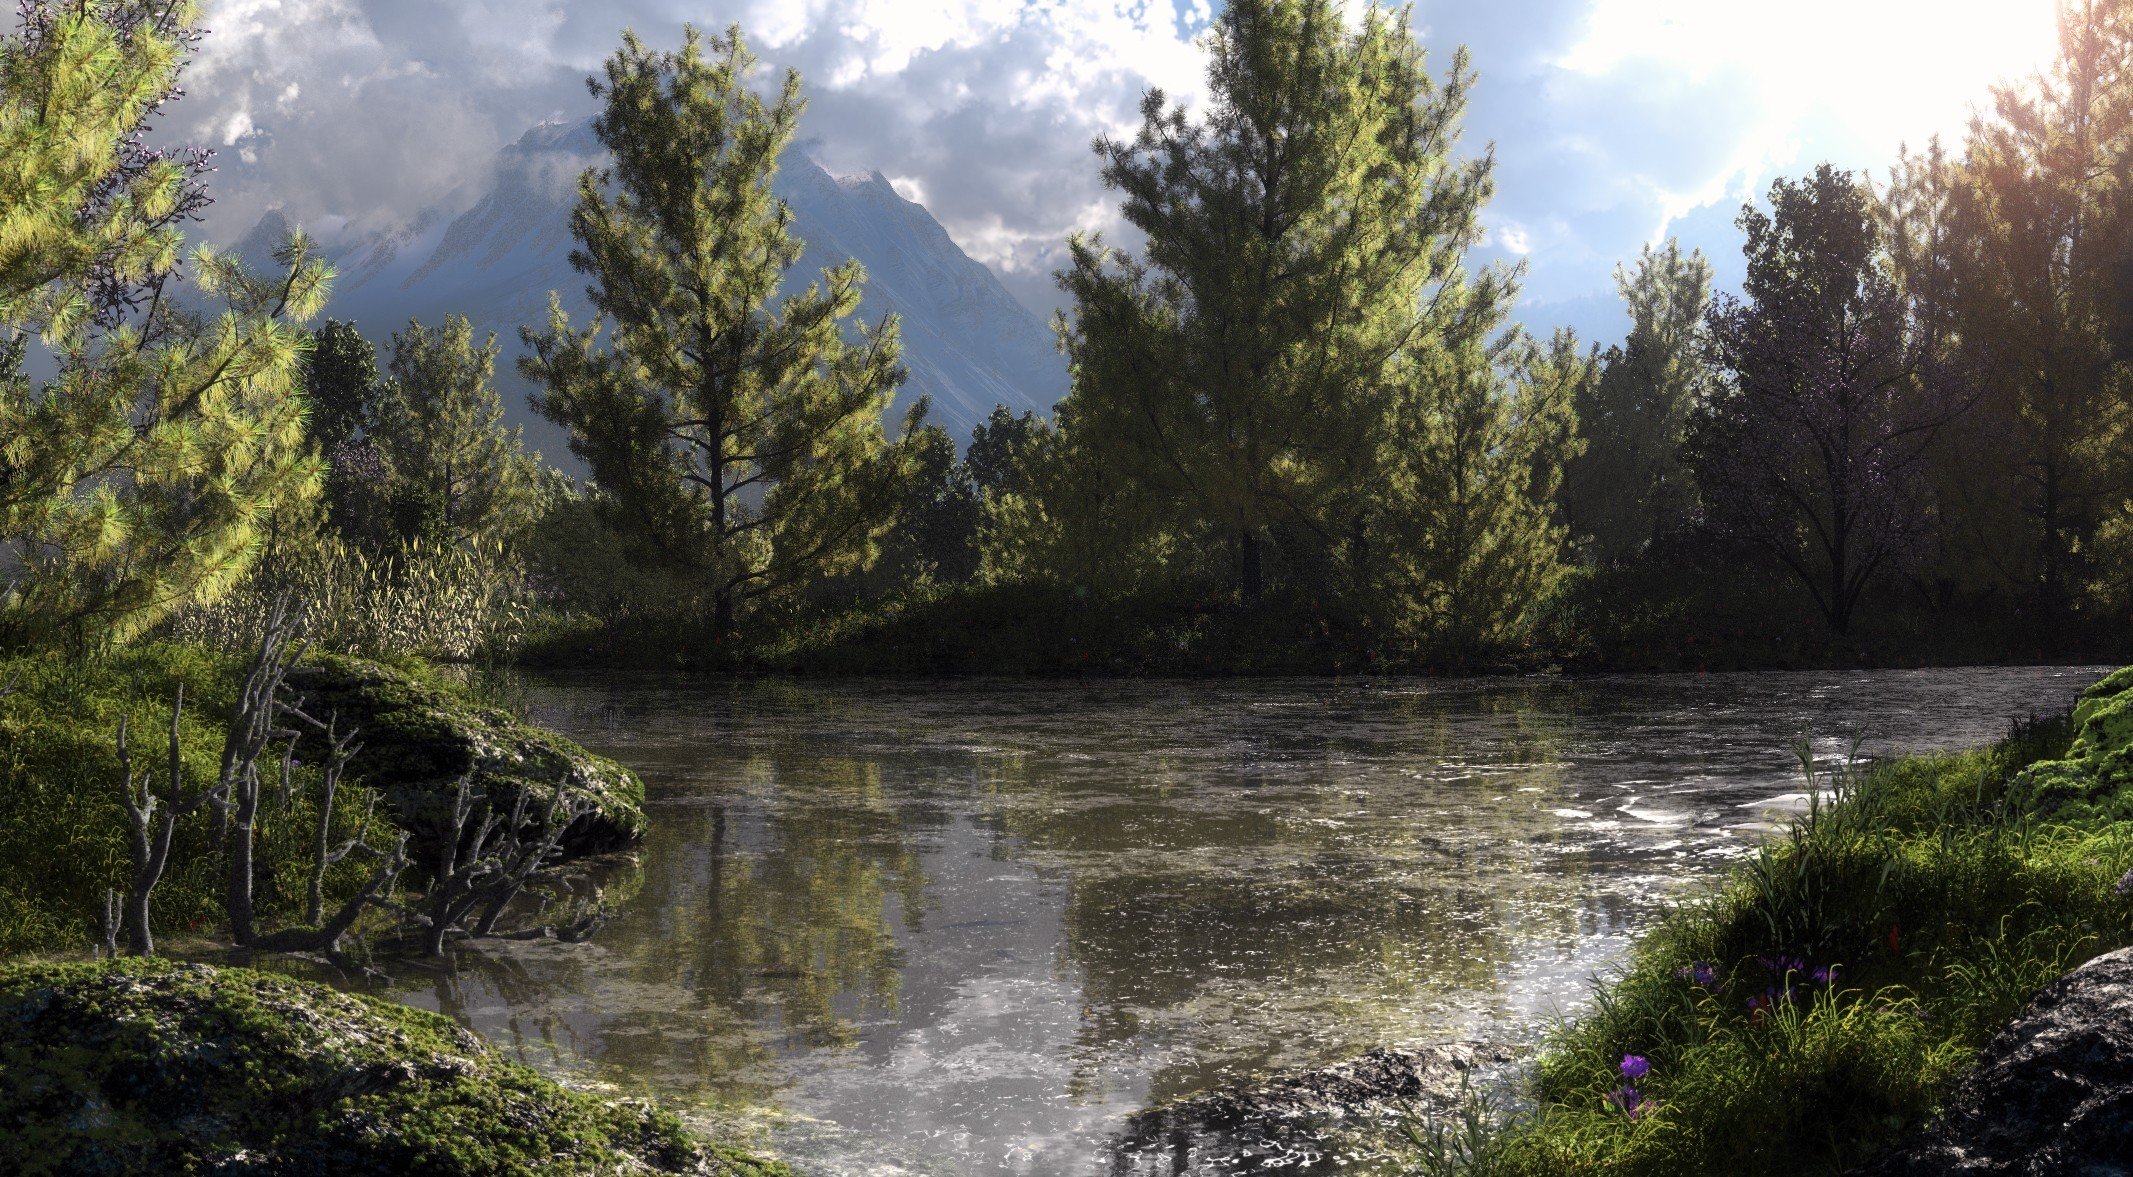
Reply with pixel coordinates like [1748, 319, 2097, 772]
[113, 686, 211, 956]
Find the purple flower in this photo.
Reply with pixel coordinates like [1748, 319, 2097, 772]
[2115, 868, 2133, 896]
[1759, 954, 1808, 976]
[1677, 961, 1719, 987]
[1606, 1085, 1649, 1120]
[1619, 1054, 1651, 1082]
[1810, 964, 1841, 987]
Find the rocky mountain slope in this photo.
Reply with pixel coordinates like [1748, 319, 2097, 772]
[235, 121, 1066, 455]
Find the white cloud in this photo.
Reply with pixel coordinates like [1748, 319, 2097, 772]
[163, 0, 2072, 333]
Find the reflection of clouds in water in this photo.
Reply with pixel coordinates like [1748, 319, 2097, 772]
[427, 665, 2117, 1177]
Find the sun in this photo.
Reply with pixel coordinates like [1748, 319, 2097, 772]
[1560, 0, 2065, 150]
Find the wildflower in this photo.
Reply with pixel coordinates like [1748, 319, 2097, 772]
[1887, 924, 1902, 955]
[1810, 963, 1841, 987]
[2115, 869, 2133, 897]
[1677, 961, 1719, 987]
[1620, 1054, 1651, 1082]
[1759, 954, 1807, 975]
[1605, 1085, 1649, 1120]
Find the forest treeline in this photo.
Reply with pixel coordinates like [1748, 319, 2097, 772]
[7, 0, 2133, 671]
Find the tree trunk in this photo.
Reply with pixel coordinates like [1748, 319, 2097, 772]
[711, 588, 735, 648]
[226, 773, 258, 946]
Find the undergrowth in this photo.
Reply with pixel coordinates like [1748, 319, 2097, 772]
[0, 644, 382, 959]
[1408, 672, 2133, 1175]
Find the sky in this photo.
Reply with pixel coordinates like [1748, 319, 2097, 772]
[165, 0, 2068, 342]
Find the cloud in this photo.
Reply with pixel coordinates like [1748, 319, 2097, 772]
[164, 0, 2065, 332]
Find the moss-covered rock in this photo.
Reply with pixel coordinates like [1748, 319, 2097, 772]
[2011, 666, 2133, 821]
[286, 655, 644, 859]
[0, 958, 786, 1176]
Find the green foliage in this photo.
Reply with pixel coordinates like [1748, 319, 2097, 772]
[303, 319, 385, 452]
[0, 958, 789, 1176]
[522, 24, 921, 647]
[0, 1, 192, 334]
[1055, 0, 1515, 609]
[0, 2, 329, 651]
[376, 314, 544, 548]
[1561, 240, 1713, 565]
[1367, 325, 1584, 654]
[869, 423, 980, 592]
[1425, 677, 2133, 1177]
[1898, 1, 2133, 629]
[0, 644, 377, 958]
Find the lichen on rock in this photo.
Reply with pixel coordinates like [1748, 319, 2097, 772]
[1857, 944, 2133, 1175]
[285, 654, 646, 859]
[0, 958, 786, 1176]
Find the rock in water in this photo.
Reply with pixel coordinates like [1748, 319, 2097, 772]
[1112, 1043, 1517, 1175]
[1859, 945, 2133, 1175]
[0, 959, 786, 1176]
[285, 655, 645, 861]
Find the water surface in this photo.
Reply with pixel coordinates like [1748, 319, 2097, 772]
[384, 668, 2104, 1176]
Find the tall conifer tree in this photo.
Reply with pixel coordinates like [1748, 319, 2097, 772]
[1056, 0, 1504, 602]
[377, 314, 538, 547]
[1560, 241, 1713, 564]
[521, 25, 920, 644]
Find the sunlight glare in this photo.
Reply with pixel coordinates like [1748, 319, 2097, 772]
[1560, 0, 2064, 149]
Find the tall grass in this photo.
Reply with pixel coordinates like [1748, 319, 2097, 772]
[166, 537, 529, 662]
[1412, 697, 2133, 1176]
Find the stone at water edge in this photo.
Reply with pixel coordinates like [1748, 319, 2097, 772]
[1856, 945, 2133, 1175]
[0, 958, 786, 1176]
[285, 654, 646, 861]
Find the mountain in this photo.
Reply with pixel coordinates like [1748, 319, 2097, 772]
[233, 121, 1067, 458]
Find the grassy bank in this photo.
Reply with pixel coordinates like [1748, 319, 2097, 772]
[1419, 667, 2133, 1175]
[0, 643, 382, 959]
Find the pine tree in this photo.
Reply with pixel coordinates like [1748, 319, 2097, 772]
[1056, 0, 1504, 602]
[0, 1, 329, 649]
[375, 314, 539, 547]
[520, 25, 920, 645]
[1917, 0, 2133, 628]
[1560, 240, 1713, 564]
[304, 320, 385, 452]
[1371, 323, 1584, 654]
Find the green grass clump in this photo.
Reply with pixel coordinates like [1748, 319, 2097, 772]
[0, 957, 788, 1176]
[0, 643, 384, 959]
[1425, 675, 2133, 1176]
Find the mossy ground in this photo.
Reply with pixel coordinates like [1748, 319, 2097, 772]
[1418, 669, 2133, 1176]
[0, 957, 789, 1176]
[290, 652, 647, 855]
[0, 643, 645, 959]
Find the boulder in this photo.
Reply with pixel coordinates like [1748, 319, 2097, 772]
[0, 958, 786, 1176]
[1112, 1043, 1517, 1175]
[285, 655, 644, 860]
[1857, 945, 2133, 1175]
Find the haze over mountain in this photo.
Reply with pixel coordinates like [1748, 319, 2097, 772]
[237, 120, 1068, 458]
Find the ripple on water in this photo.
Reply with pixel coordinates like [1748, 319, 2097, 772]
[376, 665, 2109, 1177]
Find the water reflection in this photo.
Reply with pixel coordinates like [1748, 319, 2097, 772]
[375, 668, 2106, 1176]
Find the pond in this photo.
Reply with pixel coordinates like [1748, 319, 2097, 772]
[377, 667, 2105, 1176]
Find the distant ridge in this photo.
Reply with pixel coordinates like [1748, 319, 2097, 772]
[234, 121, 1068, 457]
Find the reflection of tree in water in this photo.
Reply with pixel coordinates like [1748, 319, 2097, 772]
[974, 687, 1593, 1104]
[379, 739, 935, 1107]
[625, 754, 928, 1048]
